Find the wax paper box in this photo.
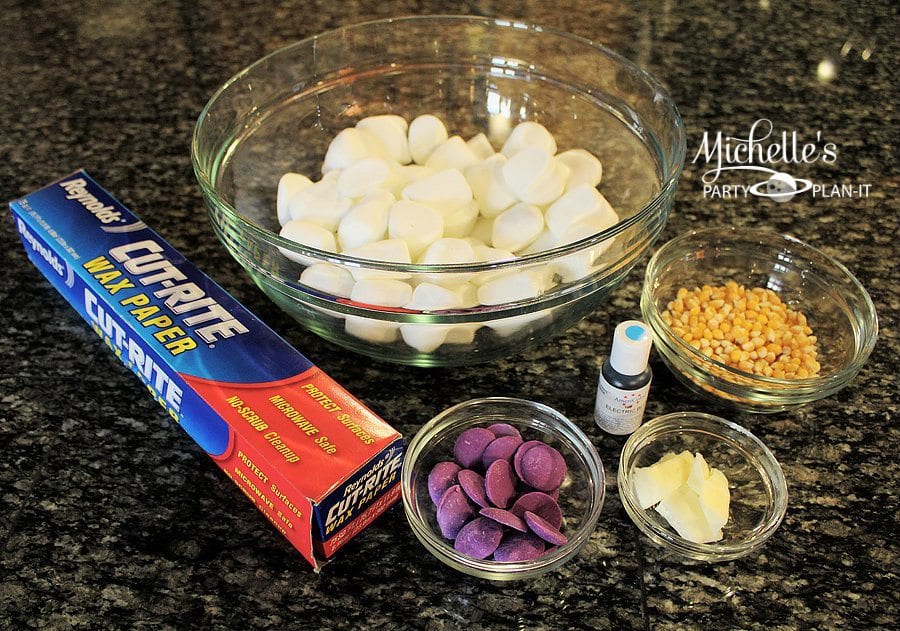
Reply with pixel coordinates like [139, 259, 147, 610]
[9, 171, 404, 570]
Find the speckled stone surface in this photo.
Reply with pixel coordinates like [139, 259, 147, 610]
[0, 1, 897, 629]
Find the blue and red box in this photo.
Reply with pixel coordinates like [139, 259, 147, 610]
[9, 171, 404, 569]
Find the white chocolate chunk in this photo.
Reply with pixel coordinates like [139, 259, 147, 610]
[545, 184, 617, 238]
[556, 148, 602, 191]
[501, 146, 566, 206]
[698, 468, 731, 531]
[408, 114, 449, 165]
[418, 238, 477, 265]
[350, 278, 413, 307]
[277, 172, 313, 227]
[345, 317, 399, 343]
[278, 220, 337, 264]
[401, 168, 472, 212]
[299, 263, 355, 298]
[288, 175, 352, 231]
[501, 121, 558, 157]
[464, 154, 516, 218]
[492, 203, 544, 253]
[337, 158, 396, 198]
[655, 485, 722, 544]
[388, 200, 444, 258]
[356, 115, 411, 164]
[440, 200, 479, 238]
[322, 128, 379, 174]
[343, 238, 412, 280]
[466, 133, 495, 161]
[425, 135, 480, 171]
[477, 270, 545, 305]
[337, 190, 394, 251]
[633, 450, 693, 509]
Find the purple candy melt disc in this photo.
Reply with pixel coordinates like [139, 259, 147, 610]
[479, 507, 527, 532]
[524, 511, 568, 546]
[493, 533, 546, 562]
[509, 491, 562, 529]
[436, 484, 474, 540]
[486, 423, 523, 441]
[453, 517, 504, 560]
[485, 459, 516, 508]
[519, 444, 567, 492]
[481, 435, 524, 469]
[428, 461, 462, 506]
[453, 427, 496, 469]
[512, 440, 544, 480]
[457, 469, 490, 508]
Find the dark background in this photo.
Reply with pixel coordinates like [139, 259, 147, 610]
[1, 1, 897, 629]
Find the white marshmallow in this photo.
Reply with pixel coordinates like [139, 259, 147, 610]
[519, 228, 560, 256]
[278, 220, 337, 264]
[557, 209, 620, 247]
[356, 115, 411, 164]
[487, 311, 551, 337]
[344, 238, 412, 280]
[501, 146, 566, 206]
[451, 282, 480, 308]
[401, 168, 472, 212]
[477, 270, 545, 305]
[288, 175, 352, 231]
[440, 200, 479, 238]
[400, 325, 449, 353]
[345, 317, 399, 344]
[350, 279, 413, 307]
[299, 263, 355, 298]
[501, 121, 558, 157]
[322, 128, 379, 174]
[471, 244, 516, 287]
[466, 133, 495, 160]
[277, 173, 313, 227]
[492, 203, 544, 253]
[400, 282, 463, 353]
[408, 114, 449, 165]
[405, 282, 462, 311]
[425, 136, 480, 171]
[469, 216, 495, 246]
[556, 149, 602, 191]
[552, 212, 620, 282]
[464, 154, 516, 218]
[337, 190, 393, 251]
[337, 158, 396, 198]
[388, 200, 444, 258]
[390, 164, 436, 197]
[545, 184, 617, 237]
[418, 238, 477, 265]
[444, 324, 481, 344]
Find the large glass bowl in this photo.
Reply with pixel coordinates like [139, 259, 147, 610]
[401, 397, 605, 580]
[192, 15, 685, 366]
[641, 228, 878, 412]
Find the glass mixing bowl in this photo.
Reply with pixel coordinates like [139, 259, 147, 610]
[192, 16, 685, 366]
[641, 228, 878, 412]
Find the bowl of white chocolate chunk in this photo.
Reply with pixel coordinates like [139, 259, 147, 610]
[618, 412, 788, 562]
[192, 16, 685, 366]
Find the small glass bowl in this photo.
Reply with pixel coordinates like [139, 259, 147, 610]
[641, 227, 878, 412]
[619, 412, 787, 562]
[401, 397, 605, 580]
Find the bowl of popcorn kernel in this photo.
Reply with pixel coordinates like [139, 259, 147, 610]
[401, 397, 605, 580]
[641, 228, 878, 412]
[192, 15, 685, 366]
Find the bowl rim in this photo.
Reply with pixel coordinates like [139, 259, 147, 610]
[400, 396, 606, 579]
[191, 14, 686, 274]
[618, 411, 788, 562]
[641, 226, 879, 391]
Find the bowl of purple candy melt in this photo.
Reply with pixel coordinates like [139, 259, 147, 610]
[401, 397, 605, 580]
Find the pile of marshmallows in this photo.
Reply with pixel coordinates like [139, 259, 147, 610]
[276, 114, 619, 352]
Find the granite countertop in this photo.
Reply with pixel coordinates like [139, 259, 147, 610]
[1, 1, 897, 629]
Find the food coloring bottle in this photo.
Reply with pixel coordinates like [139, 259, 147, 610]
[594, 320, 653, 435]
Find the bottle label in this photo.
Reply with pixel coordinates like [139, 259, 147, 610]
[594, 377, 651, 435]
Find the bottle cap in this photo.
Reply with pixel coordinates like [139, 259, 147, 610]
[609, 320, 652, 376]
